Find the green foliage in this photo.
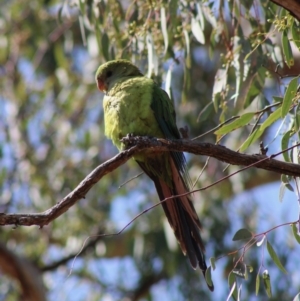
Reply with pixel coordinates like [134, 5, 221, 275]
[1, 0, 300, 300]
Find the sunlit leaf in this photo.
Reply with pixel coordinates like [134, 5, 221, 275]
[256, 235, 265, 247]
[240, 107, 282, 152]
[160, 7, 168, 55]
[282, 30, 294, 68]
[282, 77, 298, 118]
[279, 182, 285, 202]
[215, 112, 254, 135]
[213, 68, 228, 111]
[146, 32, 158, 77]
[191, 18, 205, 44]
[227, 272, 238, 301]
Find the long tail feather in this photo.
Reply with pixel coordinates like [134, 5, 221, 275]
[137, 158, 214, 291]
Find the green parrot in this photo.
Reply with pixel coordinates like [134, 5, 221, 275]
[95, 60, 213, 291]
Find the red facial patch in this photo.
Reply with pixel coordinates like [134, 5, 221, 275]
[97, 78, 107, 92]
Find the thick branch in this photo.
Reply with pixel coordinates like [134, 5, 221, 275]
[270, 0, 300, 21]
[0, 242, 46, 301]
[1, 137, 300, 227]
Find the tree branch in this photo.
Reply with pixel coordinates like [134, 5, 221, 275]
[1, 137, 300, 227]
[270, 0, 300, 21]
[0, 242, 46, 301]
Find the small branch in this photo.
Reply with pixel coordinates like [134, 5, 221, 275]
[0, 145, 140, 227]
[1, 137, 300, 227]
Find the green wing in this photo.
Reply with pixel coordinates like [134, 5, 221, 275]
[151, 84, 192, 188]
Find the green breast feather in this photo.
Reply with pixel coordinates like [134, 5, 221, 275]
[103, 76, 164, 150]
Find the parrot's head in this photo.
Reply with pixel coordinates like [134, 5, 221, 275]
[95, 59, 143, 93]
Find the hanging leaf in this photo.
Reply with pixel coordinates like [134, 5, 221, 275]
[183, 29, 191, 69]
[101, 32, 110, 61]
[291, 223, 300, 244]
[227, 272, 238, 301]
[281, 130, 292, 161]
[281, 174, 294, 192]
[160, 7, 168, 56]
[292, 21, 300, 50]
[232, 228, 252, 241]
[279, 182, 286, 202]
[213, 68, 228, 111]
[262, 270, 272, 298]
[165, 67, 172, 100]
[282, 30, 294, 68]
[205, 266, 214, 288]
[210, 257, 216, 270]
[266, 241, 287, 274]
[191, 18, 205, 44]
[146, 32, 158, 77]
[282, 77, 298, 118]
[255, 273, 260, 295]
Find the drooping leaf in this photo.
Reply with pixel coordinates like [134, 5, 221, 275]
[281, 174, 294, 192]
[266, 241, 287, 274]
[281, 130, 292, 161]
[292, 21, 300, 50]
[146, 32, 158, 77]
[228, 272, 238, 301]
[210, 257, 216, 270]
[232, 228, 252, 241]
[291, 223, 300, 244]
[213, 68, 228, 111]
[205, 266, 214, 288]
[183, 29, 191, 69]
[160, 7, 168, 55]
[281, 77, 298, 118]
[101, 32, 110, 61]
[282, 30, 294, 68]
[191, 18, 205, 44]
[279, 182, 286, 202]
[255, 273, 260, 295]
[262, 270, 272, 298]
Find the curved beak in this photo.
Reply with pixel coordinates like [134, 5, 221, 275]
[96, 77, 107, 92]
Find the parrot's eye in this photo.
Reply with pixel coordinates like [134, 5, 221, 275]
[106, 70, 113, 78]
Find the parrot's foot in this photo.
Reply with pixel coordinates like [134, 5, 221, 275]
[121, 134, 156, 149]
[179, 125, 189, 139]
